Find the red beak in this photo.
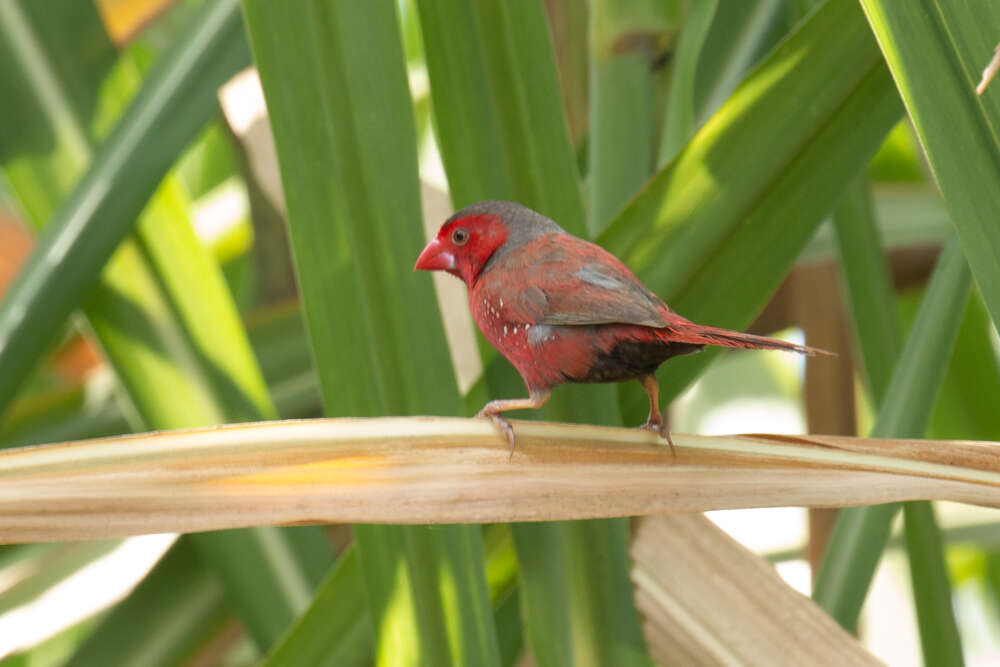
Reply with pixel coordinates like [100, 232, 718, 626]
[415, 238, 455, 271]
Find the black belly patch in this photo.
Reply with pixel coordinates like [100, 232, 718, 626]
[569, 340, 703, 384]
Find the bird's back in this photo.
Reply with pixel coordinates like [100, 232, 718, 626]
[467, 232, 696, 389]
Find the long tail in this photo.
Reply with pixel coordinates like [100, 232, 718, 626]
[661, 316, 832, 356]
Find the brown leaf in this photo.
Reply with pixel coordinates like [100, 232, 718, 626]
[631, 514, 882, 666]
[1, 418, 998, 542]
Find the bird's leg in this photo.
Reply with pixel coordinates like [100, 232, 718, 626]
[638, 374, 675, 458]
[476, 389, 551, 458]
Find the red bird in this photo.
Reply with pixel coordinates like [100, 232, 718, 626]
[415, 201, 823, 453]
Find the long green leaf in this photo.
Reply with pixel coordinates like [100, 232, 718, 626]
[602, 0, 902, 405]
[0, 0, 250, 414]
[658, 0, 718, 166]
[833, 176, 901, 402]
[692, 0, 787, 122]
[813, 239, 972, 629]
[903, 501, 964, 667]
[131, 178, 274, 423]
[867, 241, 970, 441]
[481, 525, 522, 666]
[0, 0, 113, 221]
[832, 173, 963, 657]
[493, 588, 523, 667]
[543, 0, 589, 150]
[886, 285, 983, 667]
[587, 0, 659, 234]
[242, 1, 500, 664]
[189, 526, 325, 647]
[858, 0, 1000, 329]
[812, 503, 898, 632]
[263, 547, 371, 667]
[509, 524, 573, 667]
[827, 175, 901, 637]
[263, 524, 525, 667]
[0, 0, 331, 651]
[416, 0, 584, 228]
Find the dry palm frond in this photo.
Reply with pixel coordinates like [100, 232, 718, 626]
[632, 514, 881, 666]
[0, 417, 998, 542]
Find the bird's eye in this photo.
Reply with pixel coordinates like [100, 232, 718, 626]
[451, 228, 470, 245]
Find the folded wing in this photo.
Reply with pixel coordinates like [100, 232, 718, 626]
[501, 234, 670, 329]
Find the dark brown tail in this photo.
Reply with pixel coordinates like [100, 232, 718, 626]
[663, 318, 832, 356]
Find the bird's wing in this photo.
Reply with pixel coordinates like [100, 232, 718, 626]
[499, 234, 670, 328]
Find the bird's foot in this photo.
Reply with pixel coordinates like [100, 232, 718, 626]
[640, 420, 676, 460]
[477, 409, 516, 459]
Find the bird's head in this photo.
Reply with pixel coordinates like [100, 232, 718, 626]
[415, 200, 564, 287]
[415, 209, 510, 286]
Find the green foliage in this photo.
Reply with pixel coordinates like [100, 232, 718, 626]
[603, 0, 902, 406]
[416, 0, 585, 228]
[66, 540, 230, 667]
[242, 1, 497, 664]
[263, 547, 371, 667]
[658, 0, 717, 166]
[0, 0, 253, 415]
[904, 501, 964, 667]
[0, 0, 331, 653]
[814, 240, 971, 631]
[833, 177, 902, 402]
[859, 0, 1000, 328]
[1, 0, 999, 662]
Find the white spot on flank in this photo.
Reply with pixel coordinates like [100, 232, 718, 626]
[499, 298, 504, 308]
[503, 325, 508, 336]
[528, 323, 554, 346]
[525, 323, 530, 329]
[513, 325, 519, 333]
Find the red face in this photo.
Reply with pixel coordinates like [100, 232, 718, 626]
[414, 213, 510, 286]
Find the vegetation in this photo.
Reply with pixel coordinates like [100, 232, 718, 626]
[0, 0, 998, 664]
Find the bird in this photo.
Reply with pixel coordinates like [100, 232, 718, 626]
[415, 200, 826, 455]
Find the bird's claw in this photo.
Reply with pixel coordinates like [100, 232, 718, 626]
[640, 420, 676, 460]
[478, 410, 516, 459]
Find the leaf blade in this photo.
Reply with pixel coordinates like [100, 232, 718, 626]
[0, 0, 252, 415]
[903, 501, 964, 667]
[599, 0, 904, 403]
[0, 0, 331, 649]
[858, 0, 1000, 328]
[814, 239, 972, 629]
[242, 1, 500, 664]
